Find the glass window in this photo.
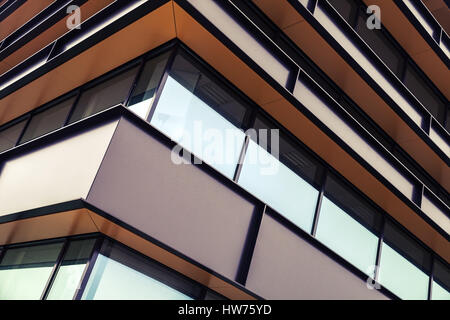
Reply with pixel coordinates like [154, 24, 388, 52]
[0, 242, 63, 300]
[432, 259, 450, 300]
[150, 54, 249, 179]
[315, 174, 382, 275]
[0, 120, 26, 152]
[327, 0, 357, 23]
[127, 52, 171, 119]
[46, 238, 96, 300]
[403, 63, 446, 125]
[69, 66, 139, 123]
[82, 240, 201, 300]
[378, 220, 431, 300]
[20, 97, 75, 144]
[237, 115, 320, 232]
[355, 11, 403, 77]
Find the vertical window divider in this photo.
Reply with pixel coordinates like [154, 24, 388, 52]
[40, 238, 70, 300]
[374, 217, 386, 284]
[124, 57, 146, 107]
[233, 108, 257, 183]
[427, 254, 435, 300]
[146, 47, 179, 123]
[15, 113, 32, 146]
[0, 246, 5, 264]
[310, 167, 327, 236]
[236, 203, 266, 285]
[63, 89, 82, 126]
[73, 236, 104, 300]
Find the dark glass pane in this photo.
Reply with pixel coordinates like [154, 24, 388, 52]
[169, 54, 249, 128]
[403, 63, 446, 124]
[432, 259, 450, 300]
[0, 242, 64, 300]
[0, 120, 26, 152]
[323, 173, 383, 234]
[82, 240, 203, 300]
[127, 52, 171, 119]
[69, 66, 139, 123]
[20, 97, 75, 143]
[204, 289, 227, 300]
[252, 115, 320, 185]
[355, 11, 403, 77]
[383, 220, 432, 273]
[47, 238, 96, 300]
[327, 0, 357, 23]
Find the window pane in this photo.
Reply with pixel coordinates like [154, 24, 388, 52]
[82, 241, 200, 300]
[403, 63, 446, 125]
[46, 238, 96, 300]
[316, 196, 379, 276]
[432, 259, 450, 300]
[0, 242, 63, 300]
[238, 139, 319, 232]
[378, 243, 429, 300]
[378, 221, 431, 300]
[0, 120, 26, 152]
[127, 52, 171, 119]
[327, 0, 357, 22]
[20, 98, 75, 143]
[355, 11, 403, 77]
[69, 66, 139, 123]
[150, 55, 249, 179]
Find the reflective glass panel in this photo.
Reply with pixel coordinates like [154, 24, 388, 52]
[0, 120, 26, 152]
[46, 238, 96, 300]
[0, 242, 63, 300]
[82, 241, 200, 300]
[20, 97, 75, 143]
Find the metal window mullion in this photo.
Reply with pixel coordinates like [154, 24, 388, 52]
[40, 238, 70, 300]
[373, 217, 386, 284]
[427, 255, 435, 300]
[63, 89, 82, 126]
[310, 167, 327, 236]
[146, 47, 179, 123]
[73, 237, 104, 300]
[15, 114, 32, 146]
[124, 57, 146, 106]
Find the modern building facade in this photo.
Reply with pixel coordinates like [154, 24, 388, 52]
[0, 0, 448, 300]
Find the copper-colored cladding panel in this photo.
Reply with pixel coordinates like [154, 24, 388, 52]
[0, 209, 97, 246]
[0, 2, 176, 126]
[172, 3, 450, 263]
[0, 0, 54, 42]
[423, 0, 450, 34]
[362, 0, 450, 100]
[0, 0, 116, 75]
[251, 0, 449, 192]
[89, 213, 256, 300]
[253, 0, 305, 29]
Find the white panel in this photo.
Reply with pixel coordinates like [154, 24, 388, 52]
[294, 79, 415, 199]
[421, 194, 450, 234]
[402, 0, 434, 37]
[429, 126, 450, 158]
[0, 121, 118, 216]
[187, 0, 290, 86]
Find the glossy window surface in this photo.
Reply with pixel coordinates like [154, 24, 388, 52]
[150, 54, 248, 179]
[46, 238, 96, 300]
[127, 52, 171, 119]
[316, 197, 379, 276]
[69, 66, 139, 123]
[0, 120, 26, 152]
[238, 116, 320, 232]
[431, 259, 450, 300]
[0, 242, 63, 300]
[82, 241, 199, 300]
[378, 221, 431, 300]
[20, 97, 75, 143]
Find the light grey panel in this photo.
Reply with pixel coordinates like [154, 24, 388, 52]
[0, 121, 118, 216]
[246, 215, 389, 300]
[87, 118, 255, 280]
